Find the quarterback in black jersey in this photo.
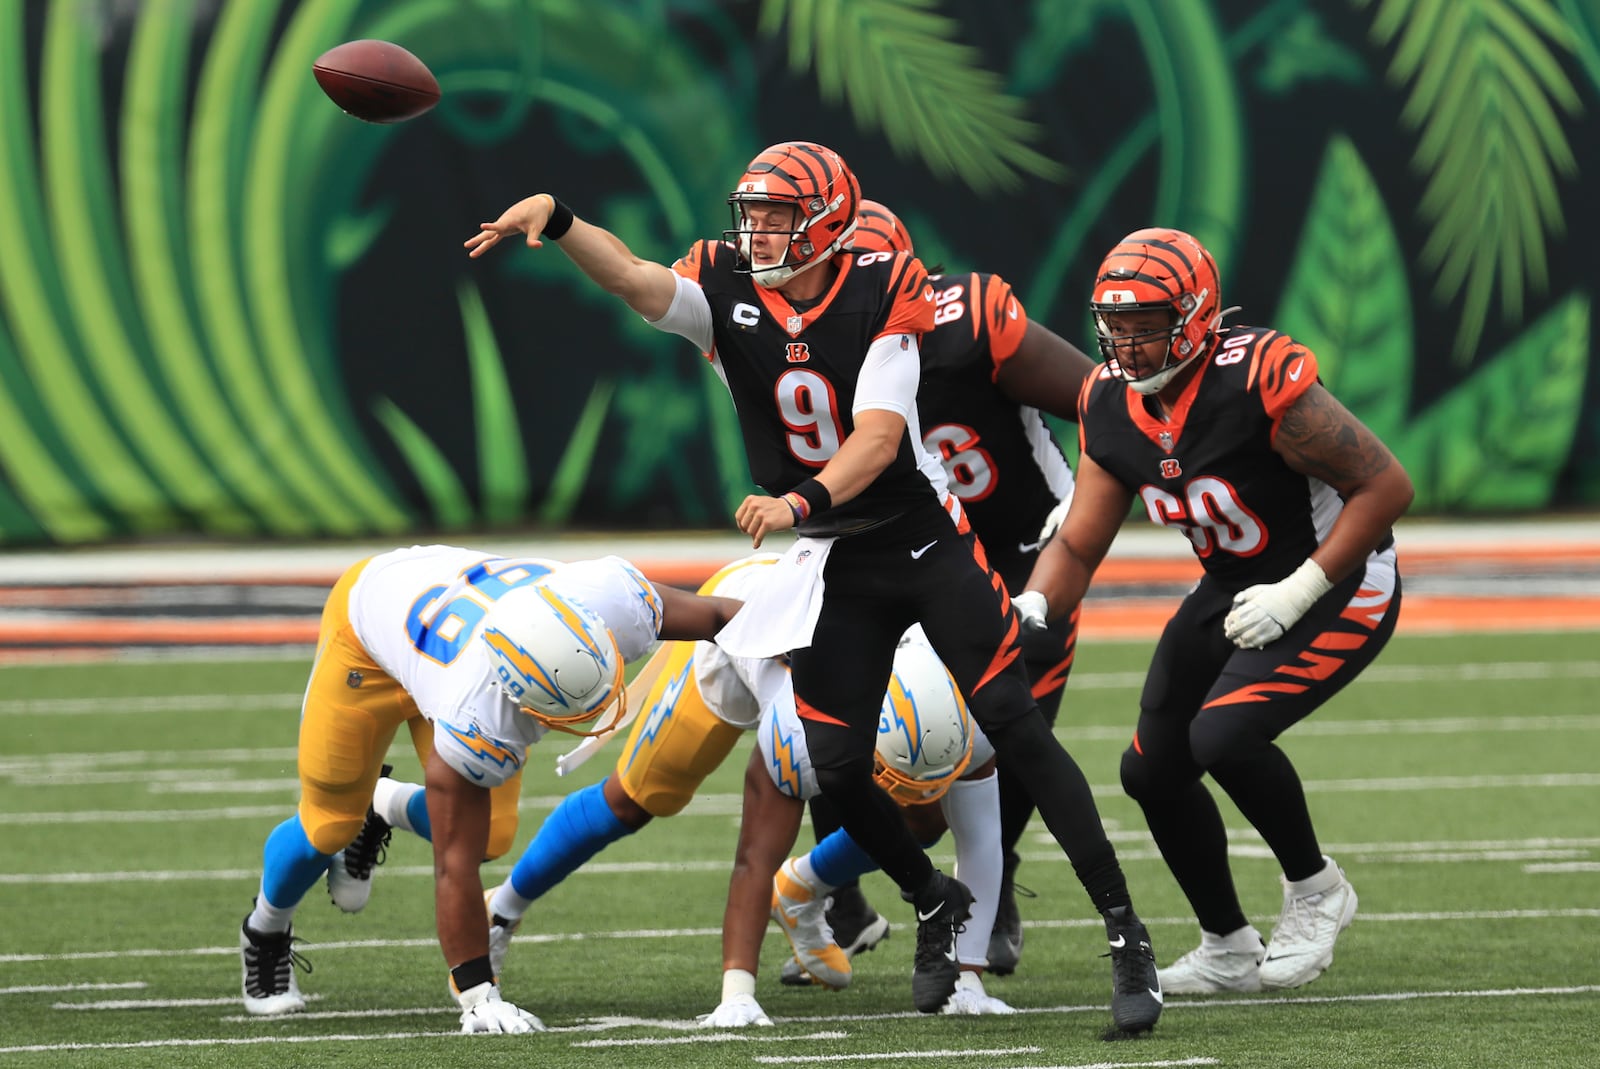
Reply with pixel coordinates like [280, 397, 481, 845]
[466, 145, 1162, 1033]
[792, 200, 1099, 980]
[1019, 228, 1414, 996]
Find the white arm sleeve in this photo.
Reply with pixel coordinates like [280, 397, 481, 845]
[853, 334, 920, 418]
[643, 272, 715, 353]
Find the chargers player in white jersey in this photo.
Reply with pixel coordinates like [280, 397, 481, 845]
[704, 625, 1012, 1026]
[236, 544, 739, 1032]
[355, 555, 1009, 1020]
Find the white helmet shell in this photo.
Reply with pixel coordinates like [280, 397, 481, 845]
[874, 633, 972, 804]
[480, 584, 627, 736]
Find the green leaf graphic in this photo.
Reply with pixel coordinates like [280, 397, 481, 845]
[372, 396, 473, 529]
[457, 281, 528, 527]
[1358, 0, 1582, 362]
[761, 0, 1065, 193]
[1394, 293, 1589, 510]
[1275, 135, 1412, 440]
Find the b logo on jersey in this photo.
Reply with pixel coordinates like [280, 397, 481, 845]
[731, 302, 761, 332]
[1160, 458, 1182, 479]
[785, 342, 811, 363]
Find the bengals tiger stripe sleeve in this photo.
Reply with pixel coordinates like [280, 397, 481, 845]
[874, 252, 937, 339]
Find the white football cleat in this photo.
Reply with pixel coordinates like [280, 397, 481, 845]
[941, 971, 1016, 1015]
[1158, 927, 1265, 994]
[239, 918, 308, 1015]
[1259, 858, 1357, 989]
[485, 888, 521, 980]
[326, 765, 394, 913]
[772, 859, 851, 990]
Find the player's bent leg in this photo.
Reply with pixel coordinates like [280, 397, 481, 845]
[772, 857, 852, 989]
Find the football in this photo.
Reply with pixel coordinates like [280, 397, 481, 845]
[312, 39, 440, 124]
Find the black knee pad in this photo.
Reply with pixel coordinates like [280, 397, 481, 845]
[1188, 714, 1270, 771]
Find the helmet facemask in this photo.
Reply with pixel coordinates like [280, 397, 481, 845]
[480, 585, 629, 738]
[1090, 228, 1228, 395]
[872, 633, 973, 804]
[725, 141, 860, 288]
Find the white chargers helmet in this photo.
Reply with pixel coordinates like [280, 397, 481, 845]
[873, 630, 972, 804]
[480, 583, 627, 736]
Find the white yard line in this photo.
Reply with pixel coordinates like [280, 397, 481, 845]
[5, 910, 1596, 965]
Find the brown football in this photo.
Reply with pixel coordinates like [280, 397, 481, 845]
[312, 39, 440, 124]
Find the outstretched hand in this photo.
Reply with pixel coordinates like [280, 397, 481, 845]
[464, 195, 555, 258]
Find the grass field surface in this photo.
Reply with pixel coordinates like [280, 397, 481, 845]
[2, 630, 1596, 1068]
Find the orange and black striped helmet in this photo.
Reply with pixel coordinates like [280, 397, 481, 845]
[726, 141, 860, 287]
[1090, 228, 1225, 394]
[852, 199, 914, 256]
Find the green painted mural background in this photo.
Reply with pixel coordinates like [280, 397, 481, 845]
[0, 0, 1596, 545]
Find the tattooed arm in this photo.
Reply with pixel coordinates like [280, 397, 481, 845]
[1273, 383, 1415, 583]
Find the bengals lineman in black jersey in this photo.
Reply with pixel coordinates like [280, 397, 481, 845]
[1018, 227, 1414, 996]
[465, 145, 1162, 1034]
[794, 199, 1098, 979]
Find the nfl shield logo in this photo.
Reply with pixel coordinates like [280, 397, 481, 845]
[787, 315, 803, 334]
[1158, 431, 1174, 452]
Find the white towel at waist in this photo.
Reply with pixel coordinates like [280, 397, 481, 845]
[715, 536, 835, 659]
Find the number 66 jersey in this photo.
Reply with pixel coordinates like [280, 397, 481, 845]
[1079, 327, 1383, 594]
[346, 545, 664, 787]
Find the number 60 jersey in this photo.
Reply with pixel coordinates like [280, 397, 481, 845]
[346, 545, 664, 786]
[1079, 327, 1387, 594]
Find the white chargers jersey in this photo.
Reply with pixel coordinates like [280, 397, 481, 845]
[349, 544, 664, 787]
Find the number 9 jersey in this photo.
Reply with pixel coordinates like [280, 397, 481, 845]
[672, 241, 942, 535]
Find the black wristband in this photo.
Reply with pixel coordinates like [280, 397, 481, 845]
[541, 196, 575, 240]
[790, 477, 832, 517]
[451, 954, 495, 991]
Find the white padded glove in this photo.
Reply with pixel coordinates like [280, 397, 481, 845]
[455, 980, 544, 1034]
[1036, 489, 1074, 544]
[696, 992, 773, 1028]
[1223, 559, 1333, 649]
[1011, 590, 1049, 632]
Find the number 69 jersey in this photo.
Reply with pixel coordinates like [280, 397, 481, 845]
[347, 545, 664, 787]
[1079, 327, 1366, 593]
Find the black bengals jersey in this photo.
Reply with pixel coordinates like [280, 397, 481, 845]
[674, 242, 939, 536]
[1080, 325, 1371, 593]
[917, 272, 1074, 586]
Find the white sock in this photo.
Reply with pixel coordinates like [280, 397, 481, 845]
[247, 890, 296, 934]
[373, 775, 422, 834]
[940, 772, 1002, 968]
[489, 882, 532, 922]
[1287, 855, 1341, 897]
[1201, 924, 1264, 953]
[790, 854, 830, 895]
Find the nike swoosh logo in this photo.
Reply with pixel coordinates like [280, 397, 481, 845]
[1006, 300, 1018, 320]
[917, 905, 942, 922]
[1288, 359, 1304, 382]
[1017, 539, 1045, 554]
[910, 541, 937, 560]
[1108, 934, 1126, 949]
[944, 944, 958, 963]
[1149, 988, 1164, 1003]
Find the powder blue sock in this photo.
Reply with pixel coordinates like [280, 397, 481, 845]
[811, 828, 880, 887]
[406, 789, 433, 841]
[508, 781, 633, 902]
[260, 815, 335, 908]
